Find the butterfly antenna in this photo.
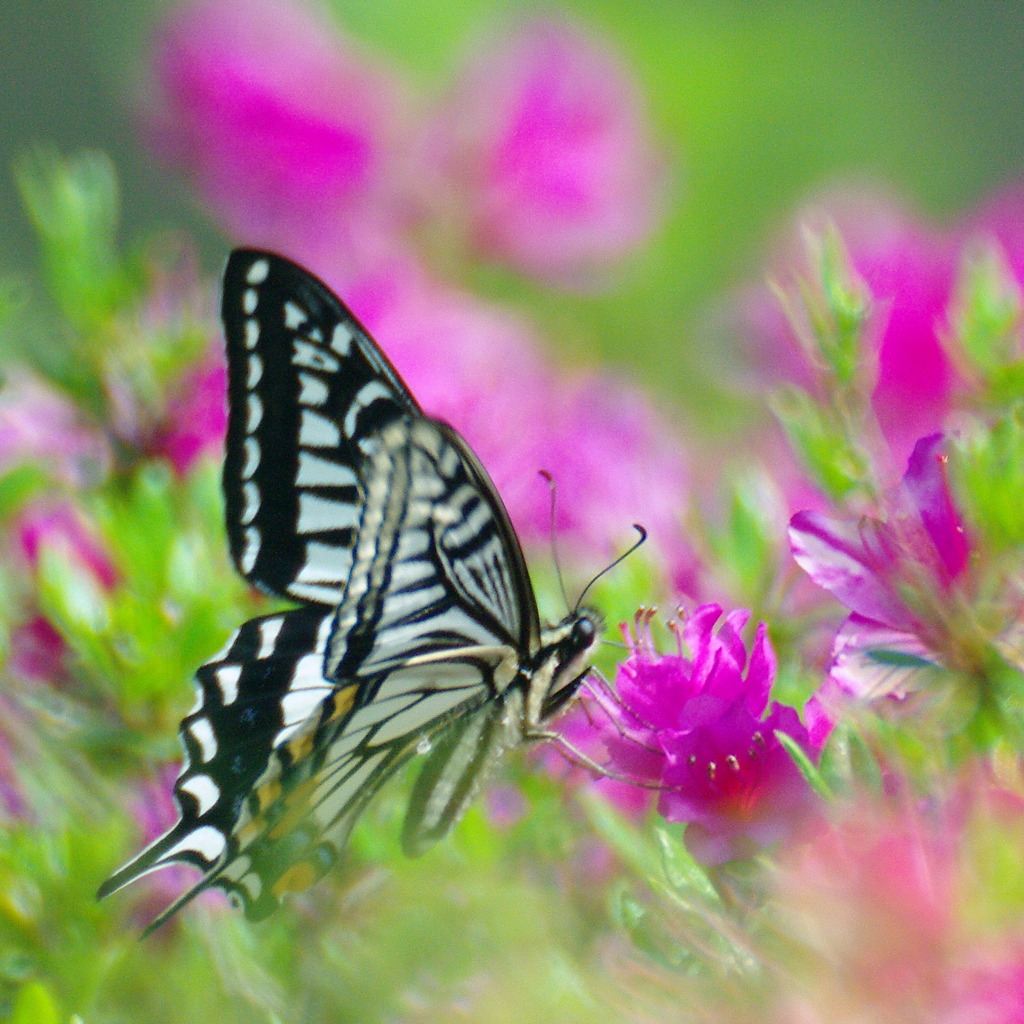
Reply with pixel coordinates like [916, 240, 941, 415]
[574, 524, 647, 612]
[539, 470, 571, 613]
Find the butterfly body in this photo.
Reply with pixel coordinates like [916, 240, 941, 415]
[100, 250, 600, 931]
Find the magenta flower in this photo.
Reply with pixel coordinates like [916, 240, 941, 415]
[7, 615, 69, 685]
[0, 372, 109, 485]
[942, 954, 1024, 1024]
[735, 188, 958, 468]
[544, 376, 696, 592]
[420, 16, 663, 284]
[15, 500, 118, 592]
[584, 605, 815, 865]
[151, 351, 228, 476]
[148, 0, 410, 270]
[790, 433, 969, 713]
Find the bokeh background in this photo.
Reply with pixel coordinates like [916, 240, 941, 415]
[4, 3, 1024, 1023]
[4, 0, 1024, 428]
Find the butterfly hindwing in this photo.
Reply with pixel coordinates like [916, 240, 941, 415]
[96, 607, 336, 919]
[222, 250, 417, 606]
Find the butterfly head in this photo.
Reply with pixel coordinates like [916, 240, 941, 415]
[537, 607, 603, 720]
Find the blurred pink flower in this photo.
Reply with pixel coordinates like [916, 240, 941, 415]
[582, 605, 815, 865]
[736, 188, 958, 469]
[941, 953, 1024, 1024]
[16, 499, 118, 592]
[0, 372, 109, 484]
[791, 433, 969, 724]
[0, 728, 26, 821]
[148, 0, 411, 270]
[7, 615, 68, 684]
[152, 351, 227, 476]
[963, 177, 1024, 290]
[545, 376, 695, 591]
[421, 17, 663, 284]
[775, 799, 957, 1017]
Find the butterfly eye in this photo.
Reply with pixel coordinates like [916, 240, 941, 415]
[571, 616, 597, 651]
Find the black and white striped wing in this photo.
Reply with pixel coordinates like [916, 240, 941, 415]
[327, 416, 541, 685]
[96, 606, 338, 923]
[96, 605, 512, 927]
[222, 250, 417, 605]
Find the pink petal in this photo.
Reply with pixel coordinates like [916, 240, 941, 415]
[903, 433, 969, 582]
[789, 510, 915, 631]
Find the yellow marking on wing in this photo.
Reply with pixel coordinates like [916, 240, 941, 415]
[326, 684, 358, 723]
[268, 775, 321, 840]
[272, 860, 318, 897]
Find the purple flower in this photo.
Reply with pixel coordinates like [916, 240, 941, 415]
[147, 0, 410, 271]
[790, 433, 970, 718]
[420, 16, 663, 284]
[734, 187, 958, 468]
[585, 605, 816, 865]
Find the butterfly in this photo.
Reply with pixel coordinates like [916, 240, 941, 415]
[99, 250, 603, 933]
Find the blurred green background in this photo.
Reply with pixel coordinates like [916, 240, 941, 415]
[3, 0, 1024, 427]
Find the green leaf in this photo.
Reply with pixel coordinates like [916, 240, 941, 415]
[775, 729, 832, 801]
[770, 385, 871, 500]
[653, 825, 719, 904]
[15, 148, 128, 336]
[948, 238, 1023, 383]
[817, 720, 885, 795]
[10, 981, 60, 1024]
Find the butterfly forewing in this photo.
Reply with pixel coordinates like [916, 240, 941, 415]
[222, 251, 417, 605]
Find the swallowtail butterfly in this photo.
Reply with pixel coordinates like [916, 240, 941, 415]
[99, 250, 602, 932]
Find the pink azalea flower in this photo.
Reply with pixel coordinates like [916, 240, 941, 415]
[420, 16, 663, 284]
[15, 499, 118, 592]
[790, 433, 969, 719]
[582, 605, 816, 865]
[0, 372, 109, 484]
[148, 0, 411, 271]
[735, 188, 958, 468]
[151, 351, 227, 476]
